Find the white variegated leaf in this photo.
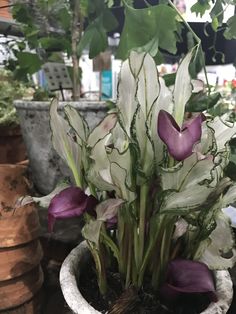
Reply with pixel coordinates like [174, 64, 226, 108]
[64, 105, 89, 145]
[88, 135, 115, 191]
[151, 77, 174, 164]
[199, 211, 236, 269]
[87, 113, 117, 148]
[161, 153, 214, 191]
[116, 59, 138, 137]
[134, 53, 160, 119]
[222, 184, 236, 208]
[208, 115, 236, 152]
[135, 107, 154, 177]
[173, 51, 193, 126]
[161, 185, 213, 213]
[96, 198, 125, 221]
[82, 220, 103, 246]
[129, 51, 146, 78]
[110, 162, 136, 202]
[107, 147, 133, 189]
[49, 98, 82, 186]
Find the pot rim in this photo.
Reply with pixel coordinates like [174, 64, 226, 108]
[14, 100, 108, 112]
[60, 241, 233, 314]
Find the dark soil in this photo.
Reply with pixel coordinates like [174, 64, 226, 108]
[79, 262, 211, 314]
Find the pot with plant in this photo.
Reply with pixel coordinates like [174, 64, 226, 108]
[46, 49, 236, 314]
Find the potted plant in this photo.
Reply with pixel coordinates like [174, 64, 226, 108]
[46, 48, 236, 314]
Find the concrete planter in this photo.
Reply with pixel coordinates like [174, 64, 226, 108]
[14, 101, 107, 194]
[60, 241, 233, 314]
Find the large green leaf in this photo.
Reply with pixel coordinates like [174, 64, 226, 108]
[224, 15, 236, 40]
[117, 3, 179, 60]
[191, 1, 211, 17]
[17, 52, 42, 75]
[39, 37, 71, 54]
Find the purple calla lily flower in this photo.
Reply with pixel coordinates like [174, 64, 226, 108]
[48, 187, 98, 232]
[158, 110, 205, 161]
[160, 259, 217, 303]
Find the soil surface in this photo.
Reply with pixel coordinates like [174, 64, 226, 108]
[79, 262, 211, 314]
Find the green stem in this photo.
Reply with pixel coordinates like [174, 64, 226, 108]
[125, 229, 132, 288]
[138, 184, 148, 270]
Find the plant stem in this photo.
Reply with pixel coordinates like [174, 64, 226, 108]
[138, 184, 148, 270]
[71, 0, 82, 101]
[125, 228, 132, 288]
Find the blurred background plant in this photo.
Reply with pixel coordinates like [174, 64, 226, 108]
[0, 69, 32, 128]
[3, 0, 235, 101]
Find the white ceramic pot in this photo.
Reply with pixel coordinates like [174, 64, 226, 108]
[60, 241, 233, 314]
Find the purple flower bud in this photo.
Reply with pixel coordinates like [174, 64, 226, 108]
[158, 110, 205, 161]
[48, 187, 98, 232]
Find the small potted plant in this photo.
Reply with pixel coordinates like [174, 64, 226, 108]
[47, 50, 236, 314]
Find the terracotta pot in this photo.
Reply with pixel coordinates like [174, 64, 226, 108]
[60, 241, 233, 314]
[0, 204, 44, 312]
[0, 163, 30, 211]
[0, 290, 43, 314]
[0, 126, 27, 164]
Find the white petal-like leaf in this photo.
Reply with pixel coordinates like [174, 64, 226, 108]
[87, 113, 117, 148]
[50, 98, 82, 186]
[82, 220, 103, 245]
[116, 59, 138, 137]
[161, 185, 213, 213]
[64, 105, 89, 145]
[199, 211, 236, 269]
[208, 115, 236, 152]
[173, 51, 193, 126]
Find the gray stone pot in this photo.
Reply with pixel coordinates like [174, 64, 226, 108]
[60, 241, 233, 314]
[14, 101, 107, 194]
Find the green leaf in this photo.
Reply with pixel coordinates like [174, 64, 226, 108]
[186, 92, 221, 112]
[224, 15, 236, 40]
[117, 3, 180, 60]
[77, 16, 108, 58]
[39, 37, 71, 54]
[102, 9, 118, 32]
[17, 52, 42, 75]
[210, 0, 224, 29]
[191, 1, 211, 17]
[162, 73, 176, 87]
[12, 3, 33, 25]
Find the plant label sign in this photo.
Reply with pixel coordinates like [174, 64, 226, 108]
[42, 63, 73, 91]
